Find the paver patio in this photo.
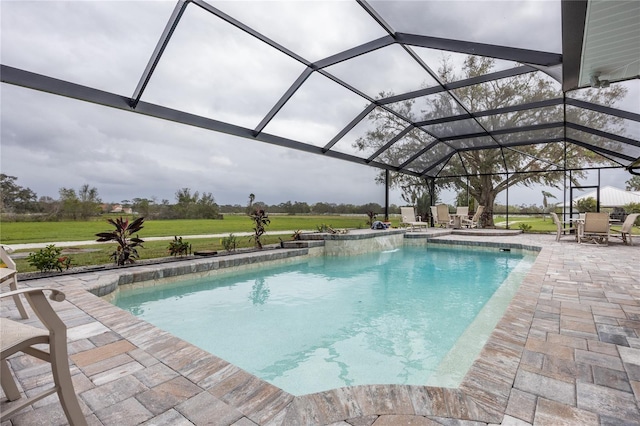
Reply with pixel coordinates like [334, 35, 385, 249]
[1, 231, 639, 425]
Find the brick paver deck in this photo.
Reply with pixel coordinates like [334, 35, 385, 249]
[1, 232, 639, 425]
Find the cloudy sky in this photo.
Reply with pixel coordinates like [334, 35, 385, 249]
[0, 0, 635, 208]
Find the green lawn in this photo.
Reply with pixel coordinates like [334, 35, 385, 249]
[0, 214, 375, 244]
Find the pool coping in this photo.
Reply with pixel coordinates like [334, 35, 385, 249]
[3, 231, 639, 425]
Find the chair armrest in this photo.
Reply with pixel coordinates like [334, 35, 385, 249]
[1, 288, 67, 333]
[416, 216, 421, 222]
[0, 287, 65, 303]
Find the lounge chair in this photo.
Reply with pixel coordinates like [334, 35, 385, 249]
[550, 212, 573, 242]
[579, 212, 610, 245]
[462, 205, 484, 228]
[610, 213, 639, 245]
[435, 204, 451, 227]
[430, 206, 438, 227]
[1, 288, 87, 425]
[400, 207, 428, 231]
[0, 246, 29, 319]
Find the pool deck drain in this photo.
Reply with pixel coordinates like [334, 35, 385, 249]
[1, 231, 639, 425]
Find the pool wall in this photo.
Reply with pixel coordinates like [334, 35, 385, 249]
[87, 228, 539, 301]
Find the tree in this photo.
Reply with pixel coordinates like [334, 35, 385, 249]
[355, 56, 627, 226]
[626, 176, 640, 191]
[58, 188, 80, 219]
[173, 188, 220, 219]
[57, 184, 100, 220]
[541, 190, 557, 219]
[0, 174, 38, 213]
[247, 193, 255, 215]
[78, 184, 101, 219]
[575, 197, 597, 212]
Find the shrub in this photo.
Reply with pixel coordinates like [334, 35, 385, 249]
[95, 216, 144, 265]
[26, 244, 72, 273]
[249, 209, 270, 249]
[168, 236, 190, 256]
[518, 223, 532, 232]
[365, 211, 377, 227]
[221, 233, 237, 252]
[316, 223, 331, 232]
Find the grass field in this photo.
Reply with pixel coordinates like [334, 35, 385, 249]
[0, 214, 374, 244]
[2, 213, 635, 273]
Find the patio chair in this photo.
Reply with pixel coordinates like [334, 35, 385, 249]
[578, 212, 610, 245]
[550, 212, 573, 242]
[610, 213, 639, 245]
[455, 206, 469, 218]
[1, 288, 87, 425]
[430, 206, 438, 226]
[462, 206, 484, 228]
[0, 246, 29, 319]
[400, 207, 428, 231]
[435, 204, 451, 227]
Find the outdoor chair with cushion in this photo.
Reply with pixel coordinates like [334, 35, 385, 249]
[430, 206, 438, 227]
[462, 206, 484, 228]
[610, 213, 639, 245]
[550, 212, 573, 242]
[578, 212, 610, 245]
[0, 246, 29, 319]
[400, 207, 428, 231]
[435, 204, 451, 227]
[1, 288, 87, 425]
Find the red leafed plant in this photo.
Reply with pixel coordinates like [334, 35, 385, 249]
[96, 217, 145, 265]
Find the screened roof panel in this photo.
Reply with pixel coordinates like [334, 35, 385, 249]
[370, 1, 562, 52]
[566, 80, 640, 114]
[450, 71, 563, 114]
[447, 136, 496, 151]
[0, 1, 173, 95]
[458, 149, 508, 174]
[414, 48, 524, 83]
[494, 127, 564, 145]
[372, 128, 434, 167]
[324, 45, 438, 99]
[209, 0, 387, 62]
[566, 105, 639, 140]
[475, 105, 565, 131]
[567, 128, 640, 161]
[404, 143, 455, 173]
[386, 91, 468, 122]
[422, 119, 485, 139]
[260, 72, 367, 147]
[329, 107, 407, 159]
[141, 4, 307, 129]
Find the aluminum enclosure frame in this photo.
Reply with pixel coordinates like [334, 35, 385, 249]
[2, 0, 639, 184]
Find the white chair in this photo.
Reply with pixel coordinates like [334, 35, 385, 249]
[550, 212, 573, 242]
[435, 204, 451, 227]
[400, 207, 428, 231]
[610, 213, 639, 245]
[430, 206, 438, 227]
[1, 288, 87, 425]
[450, 206, 469, 229]
[462, 206, 484, 228]
[0, 246, 28, 319]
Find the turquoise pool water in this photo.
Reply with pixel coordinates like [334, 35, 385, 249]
[113, 246, 533, 395]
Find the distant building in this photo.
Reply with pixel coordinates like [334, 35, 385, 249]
[110, 204, 133, 214]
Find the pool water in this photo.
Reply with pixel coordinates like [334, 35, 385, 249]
[113, 246, 533, 395]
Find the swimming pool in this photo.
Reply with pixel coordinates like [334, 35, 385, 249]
[113, 245, 534, 395]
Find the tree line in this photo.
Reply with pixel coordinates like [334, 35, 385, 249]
[0, 174, 397, 221]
